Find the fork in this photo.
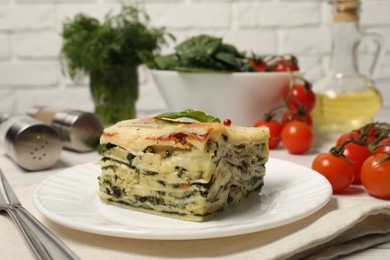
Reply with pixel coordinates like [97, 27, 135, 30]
[0, 193, 47, 259]
[0, 168, 80, 260]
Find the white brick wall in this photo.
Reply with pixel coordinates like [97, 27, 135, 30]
[14, 31, 61, 58]
[235, 2, 320, 27]
[0, 6, 56, 31]
[0, 0, 389, 120]
[0, 34, 9, 58]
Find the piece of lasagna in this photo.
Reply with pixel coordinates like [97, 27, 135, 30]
[97, 117, 269, 221]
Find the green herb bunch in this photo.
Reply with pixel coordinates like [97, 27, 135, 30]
[144, 34, 254, 73]
[61, 5, 171, 79]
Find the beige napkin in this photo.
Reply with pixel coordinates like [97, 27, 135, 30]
[1, 185, 389, 260]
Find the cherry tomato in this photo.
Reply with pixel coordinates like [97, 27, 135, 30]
[283, 82, 316, 112]
[374, 137, 390, 154]
[361, 153, 390, 199]
[336, 131, 361, 145]
[342, 143, 372, 184]
[312, 153, 355, 193]
[362, 123, 384, 144]
[271, 59, 299, 72]
[249, 60, 267, 72]
[281, 109, 313, 127]
[281, 121, 313, 154]
[254, 120, 282, 149]
[335, 123, 385, 145]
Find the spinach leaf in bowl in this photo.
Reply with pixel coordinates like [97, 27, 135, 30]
[144, 34, 254, 73]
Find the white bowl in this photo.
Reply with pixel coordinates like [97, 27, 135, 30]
[151, 70, 294, 126]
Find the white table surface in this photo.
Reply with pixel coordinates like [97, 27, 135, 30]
[1, 129, 389, 259]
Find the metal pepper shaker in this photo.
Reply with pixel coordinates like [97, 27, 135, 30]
[28, 107, 104, 152]
[0, 115, 62, 171]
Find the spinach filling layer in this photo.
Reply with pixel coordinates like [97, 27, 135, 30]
[98, 135, 267, 220]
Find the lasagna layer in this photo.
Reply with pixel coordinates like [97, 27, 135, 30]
[97, 117, 269, 221]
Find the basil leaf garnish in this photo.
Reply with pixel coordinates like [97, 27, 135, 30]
[156, 109, 220, 123]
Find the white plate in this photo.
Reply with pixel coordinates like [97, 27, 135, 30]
[33, 158, 332, 240]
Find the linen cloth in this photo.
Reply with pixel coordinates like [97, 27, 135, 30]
[1, 185, 390, 260]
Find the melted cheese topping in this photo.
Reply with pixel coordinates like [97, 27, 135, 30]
[100, 117, 269, 153]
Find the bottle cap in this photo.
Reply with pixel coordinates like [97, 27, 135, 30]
[332, 0, 360, 22]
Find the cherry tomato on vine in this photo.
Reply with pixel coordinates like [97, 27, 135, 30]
[312, 152, 355, 193]
[283, 82, 316, 112]
[254, 120, 282, 149]
[281, 121, 313, 154]
[342, 143, 372, 184]
[281, 109, 313, 127]
[249, 60, 267, 72]
[336, 131, 361, 145]
[363, 123, 385, 144]
[374, 137, 390, 154]
[361, 153, 390, 199]
[271, 59, 299, 72]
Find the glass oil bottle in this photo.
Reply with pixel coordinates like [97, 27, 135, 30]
[312, 0, 385, 134]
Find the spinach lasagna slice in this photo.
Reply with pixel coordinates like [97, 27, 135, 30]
[97, 117, 269, 222]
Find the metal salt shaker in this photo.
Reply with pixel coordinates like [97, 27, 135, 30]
[28, 107, 104, 152]
[0, 115, 62, 171]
